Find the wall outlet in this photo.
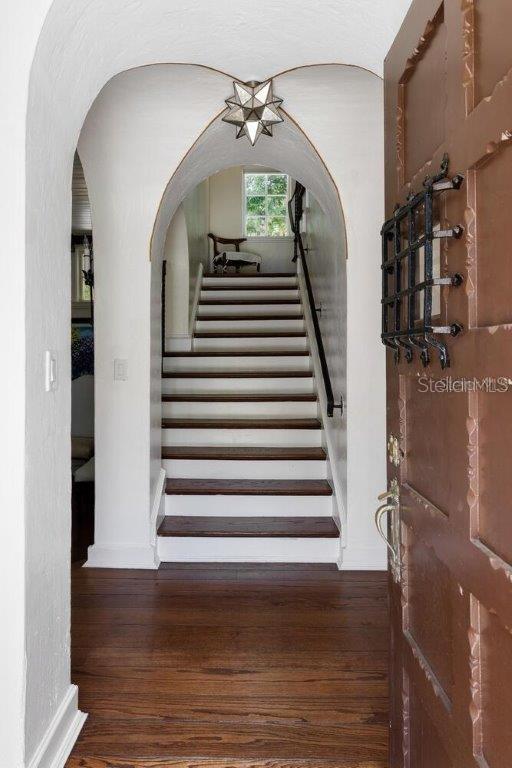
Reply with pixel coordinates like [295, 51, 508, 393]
[114, 358, 128, 381]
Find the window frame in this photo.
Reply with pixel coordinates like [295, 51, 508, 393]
[242, 170, 291, 239]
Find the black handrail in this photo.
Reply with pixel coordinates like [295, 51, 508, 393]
[288, 183, 343, 418]
[161, 259, 167, 363]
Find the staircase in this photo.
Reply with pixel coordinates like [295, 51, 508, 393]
[157, 271, 340, 563]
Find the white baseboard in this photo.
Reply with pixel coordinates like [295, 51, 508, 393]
[27, 685, 86, 768]
[165, 334, 192, 352]
[339, 545, 387, 571]
[151, 467, 167, 544]
[189, 261, 204, 336]
[85, 543, 159, 569]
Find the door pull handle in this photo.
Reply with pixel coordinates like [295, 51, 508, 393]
[374, 480, 401, 582]
[374, 503, 397, 557]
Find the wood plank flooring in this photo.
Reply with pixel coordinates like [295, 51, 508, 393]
[67, 564, 389, 768]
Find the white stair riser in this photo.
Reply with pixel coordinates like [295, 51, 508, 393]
[203, 277, 297, 287]
[195, 319, 305, 332]
[162, 401, 318, 418]
[162, 427, 322, 447]
[198, 303, 302, 316]
[163, 355, 311, 372]
[162, 458, 327, 480]
[157, 535, 340, 562]
[162, 377, 315, 394]
[201, 290, 299, 301]
[164, 494, 332, 516]
[193, 336, 308, 351]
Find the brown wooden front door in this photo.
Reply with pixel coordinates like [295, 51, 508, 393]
[384, 2, 512, 766]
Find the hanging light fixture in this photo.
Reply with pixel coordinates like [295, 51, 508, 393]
[222, 79, 284, 146]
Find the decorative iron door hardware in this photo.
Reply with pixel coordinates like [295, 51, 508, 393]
[375, 479, 401, 583]
[380, 154, 464, 369]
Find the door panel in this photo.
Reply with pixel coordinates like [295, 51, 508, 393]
[385, 2, 512, 765]
[400, 4, 447, 182]
[472, 0, 512, 107]
[409, 681, 454, 768]
[405, 533, 454, 703]
[479, 606, 512, 767]
[403, 380, 467, 515]
[474, 146, 512, 326]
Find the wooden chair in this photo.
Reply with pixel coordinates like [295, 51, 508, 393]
[207, 232, 261, 272]
[208, 233, 247, 257]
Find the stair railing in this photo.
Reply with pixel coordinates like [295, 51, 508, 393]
[161, 259, 166, 364]
[288, 183, 343, 418]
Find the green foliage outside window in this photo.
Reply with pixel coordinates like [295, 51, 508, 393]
[244, 173, 289, 237]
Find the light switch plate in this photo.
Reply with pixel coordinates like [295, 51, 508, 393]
[45, 350, 57, 392]
[114, 358, 128, 381]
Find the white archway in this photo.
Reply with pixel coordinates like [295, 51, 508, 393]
[77, 63, 347, 575]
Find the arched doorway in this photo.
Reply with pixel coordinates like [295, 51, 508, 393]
[20, 27, 390, 759]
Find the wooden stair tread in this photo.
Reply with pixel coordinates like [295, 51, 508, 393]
[199, 299, 301, 305]
[163, 350, 310, 357]
[162, 418, 321, 429]
[197, 313, 303, 321]
[194, 331, 306, 338]
[159, 514, 338, 536]
[204, 272, 296, 278]
[202, 284, 297, 291]
[162, 393, 317, 402]
[162, 446, 327, 460]
[162, 370, 313, 378]
[163, 370, 312, 379]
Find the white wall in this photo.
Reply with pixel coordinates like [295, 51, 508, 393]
[164, 204, 190, 344]
[209, 167, 242, 236]
[164, 182, 210, 343]
[1, 7, 53, 762]
[278, 65, 387, 569]
[305, 193, 347, 515]
[3, 0, 410, 760]
[183, 178, 210, 321]
[78, 66, 232, 576]
[209, 166, 294, 272]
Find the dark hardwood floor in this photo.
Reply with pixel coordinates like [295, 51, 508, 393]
[67, 564, 389, 768]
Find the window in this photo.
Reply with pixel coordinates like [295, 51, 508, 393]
[244, 172, 289, 237]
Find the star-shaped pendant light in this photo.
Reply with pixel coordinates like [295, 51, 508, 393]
[222, 80, 284, 146]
